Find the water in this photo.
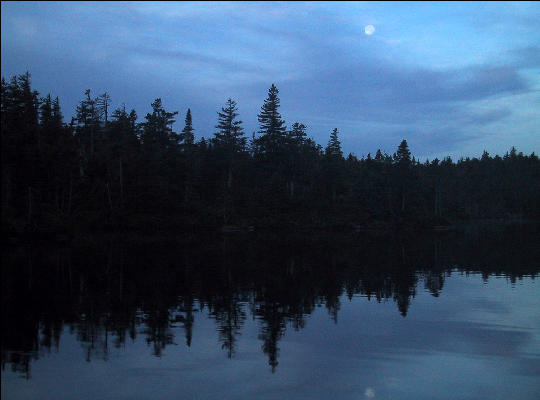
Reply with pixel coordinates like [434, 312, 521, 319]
[2, 227, 540, 400]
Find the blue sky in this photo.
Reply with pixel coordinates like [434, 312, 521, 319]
[2, 1, 539, 160]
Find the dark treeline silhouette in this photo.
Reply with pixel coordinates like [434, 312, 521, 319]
[2, 226, 539, 376]
[2, 73, 539, 235]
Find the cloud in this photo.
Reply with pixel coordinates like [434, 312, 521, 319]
[279, 58, 530, 157]
[1, 2, 538, 159]
[509, 46, 540, 69]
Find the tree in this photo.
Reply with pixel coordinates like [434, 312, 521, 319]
[213, 98, 246, 153]
[321, 128, 345, 210]
[394, 139, 411, 166]
[107, 107, 140, 209]
[40, 94, 53, 128]
[213, 98, 246, 197]
[325, 128, 342, 159]
[96, 92, 112, 125]
[255, 84, 287, 154]
[52, 97, 64, 128]
[141, 98, 178, 151]
[288, 122, 307, 146]
[392, 139, 416, 220]
[180, 108, 194, 146]
[75, 89, 101, 164]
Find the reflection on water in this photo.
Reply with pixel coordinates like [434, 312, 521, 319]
[2, 226, 540, 399]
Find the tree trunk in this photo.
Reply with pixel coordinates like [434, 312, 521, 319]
[28, 186, 32, 225]
[68, 177, 73, 214]
[106, 183, 113, 212]
[90, 127, 94, 156]
[119, 158, 124, 207]
[1, 166, 10, 216]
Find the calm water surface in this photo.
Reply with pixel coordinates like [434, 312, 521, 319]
[2, 227, 540, 399]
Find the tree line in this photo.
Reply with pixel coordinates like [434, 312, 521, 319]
[2, 72, 539, 234]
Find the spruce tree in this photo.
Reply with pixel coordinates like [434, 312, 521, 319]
[214, 98, 245, 153]
[394, 139, 411, 166]
[39, 94, 53, 128]
[325, 128, 343, 159]
[52, 97, 64, 128]
[255, 84, 286, 154]
[214, 98, 246, 196]
[180, 108, 194, 146]
[289, 122, 307, 145]
[141, 98, 178, 151]
[393, 139, 414, 216]
[258, 84, 286, 136]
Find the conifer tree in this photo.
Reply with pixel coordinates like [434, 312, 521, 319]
[40, 94, 53, 128]
[289, 122, 307, 145]
[180, 108, 194, 146]
[96, 92, 112, 124]
[255, 84, 287, 154]
[213, 98, 246, 197]
[325, 128, 342, 159]
[75, 89, 102, 161]
[394, 139, 411, 166]
[52, 97, 63, 128]
[214, 98, 245, 153]
[258, 84, 286, 136]
[392, 139, 414, 216]
[141, 98, 178, 151]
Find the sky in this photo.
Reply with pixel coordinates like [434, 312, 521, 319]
[2, 1, 539, 160]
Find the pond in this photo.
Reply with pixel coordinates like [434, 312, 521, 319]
[2, 226, 539, 400]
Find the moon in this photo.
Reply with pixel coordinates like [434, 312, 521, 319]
[365, 25, 375, 35]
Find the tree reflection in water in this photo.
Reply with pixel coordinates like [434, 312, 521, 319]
[2, 225, 538, 375]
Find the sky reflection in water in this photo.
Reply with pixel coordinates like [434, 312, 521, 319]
[2, 229, 540, 400]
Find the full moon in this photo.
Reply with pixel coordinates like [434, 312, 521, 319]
[365, 25, 375, 35]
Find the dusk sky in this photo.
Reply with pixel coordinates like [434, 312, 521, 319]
[2, 1, 539, 160]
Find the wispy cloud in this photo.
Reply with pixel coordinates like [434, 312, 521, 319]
[1, 1, 538, 159]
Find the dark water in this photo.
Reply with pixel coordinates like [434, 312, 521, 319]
[2, 226, 540, 400]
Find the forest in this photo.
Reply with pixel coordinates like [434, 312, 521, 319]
[2, 72, 539, 236]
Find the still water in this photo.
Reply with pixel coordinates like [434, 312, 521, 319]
[2, 227, 540, 399]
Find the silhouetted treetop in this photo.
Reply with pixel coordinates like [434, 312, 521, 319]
[394, 139, 411, 166]
[180, 108, 194, 146]
[213, 98, 246, 153]
[325, 128, 343, 159]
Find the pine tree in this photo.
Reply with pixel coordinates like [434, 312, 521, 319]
[394, 139, 411, 166]
[96, 92, 112, 125]
[255, 84, 287, 154]
[40, 93, 61, 147]
[141, 98, 178, 151]
[76, 89, 99, 127]
[75, 89, 101, 160]
[40, 94, 53, 128]
[325, 128, 342, 159]
[288, 122, 307, 145]
[214, 98, 245, 153]
[18, 72, 40, 130]
[107, 107, 140, 209]
[52, 97, 64, 128]
[392, 139, 415, 217]
[322, 128, 344, 208]
[180, 108, 194, 146]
